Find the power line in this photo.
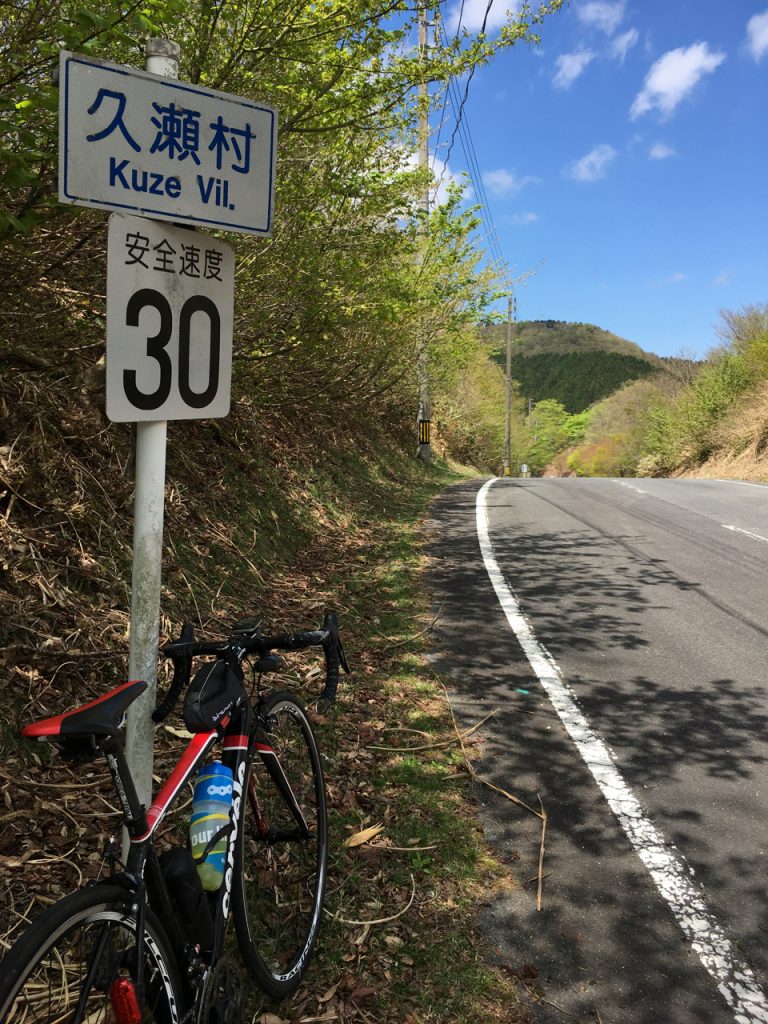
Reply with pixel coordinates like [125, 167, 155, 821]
[430, 0, 465, 175]
[431, 6, 511, 288]
[440, 0, 493, 172]
[409, 3, 513, 300]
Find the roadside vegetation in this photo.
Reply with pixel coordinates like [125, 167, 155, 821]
[0, 1, 570, 1021]
[545, 305, 768, 480]
[0, 444, 533, 1022]
[496, 309, 768, 481]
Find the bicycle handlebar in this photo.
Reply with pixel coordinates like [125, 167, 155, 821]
[152, 612, 350, 723]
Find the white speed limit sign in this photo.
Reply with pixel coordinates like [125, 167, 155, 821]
[106, 213, 234, 422]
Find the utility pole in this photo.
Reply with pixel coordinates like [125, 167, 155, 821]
[416, 3, 432, 462]
[503, 294, 515, 476]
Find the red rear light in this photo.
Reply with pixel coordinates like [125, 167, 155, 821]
[109, 978, 142, 1024]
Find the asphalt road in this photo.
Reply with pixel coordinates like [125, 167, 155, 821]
[425, 477, 768, 1024]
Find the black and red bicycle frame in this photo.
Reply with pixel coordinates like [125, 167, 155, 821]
[98, 700, 305, 992]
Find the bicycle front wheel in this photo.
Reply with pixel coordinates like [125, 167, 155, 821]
[0, 884, 186, 1024]
[234, 691, 328, 998]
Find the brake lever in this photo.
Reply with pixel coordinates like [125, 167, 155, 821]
[324, 612, 350, 674]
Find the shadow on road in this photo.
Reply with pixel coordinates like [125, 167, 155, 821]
[423, 479, 760, 1024]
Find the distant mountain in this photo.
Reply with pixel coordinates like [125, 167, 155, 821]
[484, 319, 659, 360]
[484, 320, 661, 413]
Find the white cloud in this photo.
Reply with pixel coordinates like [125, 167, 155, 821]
[666, 272, 687, 284]
[481, 168, 539, 196]
[553, 49, 595, 89]
[630, 42, 726, 120]
[404, 151, 473, 207]
[610, 28, 639, 62]
[432, 158, 473, 206]
[576, 1, 625, 35]
[445, 0, 520, 34]
[713, 269, 733, 286]
[649, 142, 675, 159]
[746, 10, 768, 61]
[566, 143, 617, 182]
[509, 211, 539, 225]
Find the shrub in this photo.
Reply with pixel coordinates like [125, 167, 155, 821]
[719, 304, 768, 380]
[567, 436, 633, 477]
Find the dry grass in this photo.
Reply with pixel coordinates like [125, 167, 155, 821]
[678, 381, 768, 482]
[0, 338, 537, 1020]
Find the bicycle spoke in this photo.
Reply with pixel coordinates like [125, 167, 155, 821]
[0, 892, 184, 1024]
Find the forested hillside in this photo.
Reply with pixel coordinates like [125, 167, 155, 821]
[508, 350, 656, 413]
[483, 318, 660, 412]
[543, 306, 768, 480]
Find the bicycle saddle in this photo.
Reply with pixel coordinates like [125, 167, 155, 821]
[22, 680, 147, 741]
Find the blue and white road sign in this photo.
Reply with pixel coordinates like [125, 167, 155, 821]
[59, 51, 277, 235]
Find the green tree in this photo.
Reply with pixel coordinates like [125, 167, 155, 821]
[526, 398, 572, 472]
[0, 0, 568, 478]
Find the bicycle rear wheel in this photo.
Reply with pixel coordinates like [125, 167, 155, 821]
[0, 884, 186, 1024]
[233, 691, 328, 998]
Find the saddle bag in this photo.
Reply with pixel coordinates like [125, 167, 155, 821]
[183, 660, 245, 733]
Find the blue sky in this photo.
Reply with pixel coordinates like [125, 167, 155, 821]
[434, 1, 768, 357]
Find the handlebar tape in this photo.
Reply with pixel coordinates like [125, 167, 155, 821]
[318, 612, 349, 707]
[238, 630, 326, 655]
[152, 623, 195, 723]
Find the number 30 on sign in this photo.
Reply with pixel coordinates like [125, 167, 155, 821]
[106, 213, 234, 422]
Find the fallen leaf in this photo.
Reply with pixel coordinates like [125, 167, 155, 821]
[319, 983, 340, 1003]
[163, 725, 194, 739]
[348, 986, 376, 1003]
[343, 823, 384, 848]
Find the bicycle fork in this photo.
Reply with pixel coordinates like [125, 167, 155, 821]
[254, 741, 312, 841]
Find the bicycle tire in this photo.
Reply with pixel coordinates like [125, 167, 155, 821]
[233, 691, 328, 998]
[0, 883, 187, 1024]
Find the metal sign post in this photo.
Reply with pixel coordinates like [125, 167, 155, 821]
[124, 40, 177, 811]
[124, 414, 167, 809]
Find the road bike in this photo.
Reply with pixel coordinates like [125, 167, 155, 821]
[0, 612, 350, 1024]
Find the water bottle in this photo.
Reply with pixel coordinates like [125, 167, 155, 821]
[189, 761, 233, 891]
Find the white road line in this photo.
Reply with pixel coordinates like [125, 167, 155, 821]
[611, 480, 647, 494]
[476, 478, 768, 1024]
[723, 525, 768, 545]
[722, 481, 768, 489]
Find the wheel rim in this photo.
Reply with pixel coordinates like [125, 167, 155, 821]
[238, 699, 327, 984]
[3, 907, 180, 1024]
